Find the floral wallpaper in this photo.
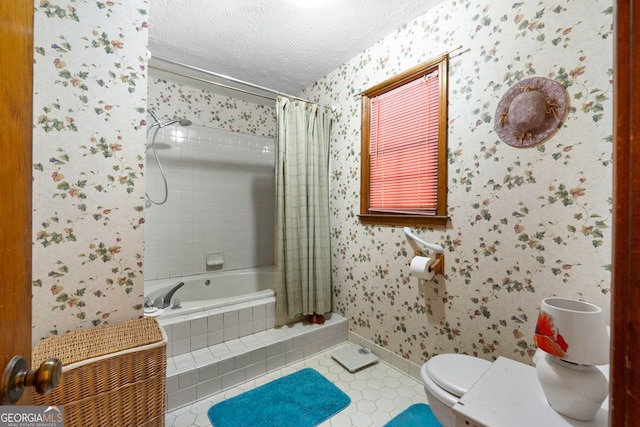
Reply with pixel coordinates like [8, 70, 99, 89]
[148, 77, 276, 138]
[301, 0, 613, 365]
[31, 0, 148, 345]
[30, 0, 613, 370]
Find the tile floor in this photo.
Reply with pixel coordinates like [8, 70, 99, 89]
[165, 342, 429, 427]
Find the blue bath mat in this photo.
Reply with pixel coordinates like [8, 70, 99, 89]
[207, 368, 350, 427]
[383, 403, 442, 427]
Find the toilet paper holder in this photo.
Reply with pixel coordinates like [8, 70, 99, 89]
[404, 227, 445, 275]
[429, 254, 444, 275]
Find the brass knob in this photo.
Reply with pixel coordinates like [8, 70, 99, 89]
[1, 356, 62, 405]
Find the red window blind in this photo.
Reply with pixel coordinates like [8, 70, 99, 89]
[369, 69, 440, 214]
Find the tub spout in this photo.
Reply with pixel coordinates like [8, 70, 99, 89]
[154, 281, 184, 309]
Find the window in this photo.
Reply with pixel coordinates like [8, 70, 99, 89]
[359, 55, 449, 227]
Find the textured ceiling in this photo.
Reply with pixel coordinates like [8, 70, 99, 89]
[148, 0, 444, 99]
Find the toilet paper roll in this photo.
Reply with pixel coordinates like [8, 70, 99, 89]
[410, 256, 435, 280]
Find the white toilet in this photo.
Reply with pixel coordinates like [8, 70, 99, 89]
[421, 354, 492, 427]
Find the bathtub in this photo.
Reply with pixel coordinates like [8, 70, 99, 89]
[145, 266, 276, 319]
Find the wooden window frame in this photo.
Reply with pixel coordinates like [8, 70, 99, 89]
[359, 55, 449, 228]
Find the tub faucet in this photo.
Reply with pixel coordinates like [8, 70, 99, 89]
[153, 281, 184, 309]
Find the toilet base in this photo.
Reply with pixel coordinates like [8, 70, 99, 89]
[424, 387, 455, 427]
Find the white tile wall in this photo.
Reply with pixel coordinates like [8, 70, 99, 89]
[144, 124, 276, 280]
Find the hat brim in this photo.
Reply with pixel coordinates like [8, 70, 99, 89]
[494, 77, 569, 148]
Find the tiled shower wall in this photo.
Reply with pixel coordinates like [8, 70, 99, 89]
[143, 124, 275, 280]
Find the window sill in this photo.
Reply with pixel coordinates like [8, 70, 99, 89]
[358, 213, 450, 228]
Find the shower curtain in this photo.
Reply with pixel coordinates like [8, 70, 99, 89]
[275, 96, 333, 326]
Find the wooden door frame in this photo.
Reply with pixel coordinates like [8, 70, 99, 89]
[609, 1, 640, 425]
[0, 0, 34, 405]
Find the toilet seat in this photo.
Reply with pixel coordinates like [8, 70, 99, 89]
[426, 354, 491, 398]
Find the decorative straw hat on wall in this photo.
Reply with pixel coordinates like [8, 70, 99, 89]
[494, 76, 569, 148]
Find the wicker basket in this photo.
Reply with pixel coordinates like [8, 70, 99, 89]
[32, 317, 167, 427]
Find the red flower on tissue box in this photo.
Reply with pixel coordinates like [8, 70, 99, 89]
[534, 310, 569, 358]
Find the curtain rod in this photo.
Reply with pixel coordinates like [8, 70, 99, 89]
[354, 45, 467, 98]
[148, 56, 334, 110]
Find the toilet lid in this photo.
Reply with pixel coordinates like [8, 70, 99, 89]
[426, 354, 491, 398]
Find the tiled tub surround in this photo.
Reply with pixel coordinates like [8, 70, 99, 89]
[161, 312, 349, 410]
[145, 266, 276, 320]
[144, 123, 276, 281]
[158, 296, 277, 359]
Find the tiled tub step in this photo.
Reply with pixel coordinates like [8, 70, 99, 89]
[158, 296, 278, 359]
[164, 313, 349, 410]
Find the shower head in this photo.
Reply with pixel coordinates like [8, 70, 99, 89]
[147, 113, 192, 129]
[156, 117, 192, 128]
